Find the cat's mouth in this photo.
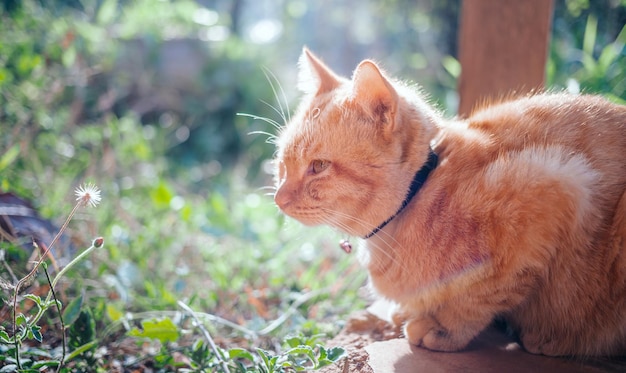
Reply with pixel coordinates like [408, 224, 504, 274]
[275, 187, 328, 226]
[279, 204, 352, 232]
[278, 206, 324, 226]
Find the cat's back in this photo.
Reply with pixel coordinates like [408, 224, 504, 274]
[462, 93, 626, 180]
[434, 93, 626, 273]
[468, 93, 622, 144]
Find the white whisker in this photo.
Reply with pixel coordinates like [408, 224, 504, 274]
[318, 207, 411, 273]
[262, 66, 291, 124]
[237, 112, 283, 131]
[248, 130, 276, 138]
[260, 99, 288, 128]
[248, 130, 278, 144]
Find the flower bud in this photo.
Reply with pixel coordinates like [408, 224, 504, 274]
[93, 237, 104, 248]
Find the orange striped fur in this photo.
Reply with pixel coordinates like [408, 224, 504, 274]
[274, 49, 626, 356]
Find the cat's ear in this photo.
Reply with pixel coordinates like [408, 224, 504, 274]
[297, 48, 341, 95]
[352, 61, 398, 128]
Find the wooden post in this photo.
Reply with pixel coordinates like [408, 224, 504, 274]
[457, 0, 554, 116]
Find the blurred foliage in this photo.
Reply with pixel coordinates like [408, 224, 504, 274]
[0, 0, 625, 369]
[0, 1, 366, 369]
[548, 0, 626, 103]
[0, 0, 279, 197]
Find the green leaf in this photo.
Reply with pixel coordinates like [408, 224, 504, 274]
[62, 46, 76, 67]
[325, 346, 346, 361]
[256, 348, 276, 373]
[209, 192, 230, 224]
[16, 313, 27, 326]
[582, 14, 598, 57]
[150, 181, 174, 208]
[16, 53, 42, 76]
[128, 317, 180, 344]
[0, 329, 12, 343]
[228, 347, 255, 362]
[0, 67, 13, 87]
[65, 341, 98, 362]
[285, 345, 317, 367]
[97, 0, 118, 25]
[318, 346, 328, 361]
[30, 325, 42, 342]
[62, 294, 84, 327]
[105, 303, 124, 322]
[0, 144, 19, 172]
[581, 53, 597, 75]
[286, 345, 314, 358]
[190, 340, 209, 365]
[23, 294, 43, 307]
[285, 335, 303, 348]
[317, 346, 346, 368]
[442, 55, 461, 79]
[598, 23, 626, 73]
[68, 309, 96, 350]
[31, 360, 60, 369]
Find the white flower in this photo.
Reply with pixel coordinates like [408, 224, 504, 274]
[75, 183, 102, 208]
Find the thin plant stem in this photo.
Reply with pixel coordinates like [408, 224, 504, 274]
[45, 240, 98, 304]
[178, 300, 231, 373]
[43, 264, 66, 373]
[257, 287, 327, 336]
[11, 200, 81, 368]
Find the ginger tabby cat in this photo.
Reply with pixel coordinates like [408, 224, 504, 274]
[273, 49, 626, 356]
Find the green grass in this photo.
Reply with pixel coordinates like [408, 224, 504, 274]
[0, 28, 367, 367]
[0, 139, 367, 371]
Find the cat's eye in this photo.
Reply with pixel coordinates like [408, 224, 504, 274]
[310, 159, 330, 174]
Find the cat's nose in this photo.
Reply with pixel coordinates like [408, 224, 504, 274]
[274, 187, 293, 210]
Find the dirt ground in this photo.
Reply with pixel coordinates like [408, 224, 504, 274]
[320, 310, 400, 373]
[320, 301, 626, 373]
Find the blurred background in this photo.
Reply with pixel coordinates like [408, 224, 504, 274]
[0, 0, 625, 368]
[1, 0, 625, 193]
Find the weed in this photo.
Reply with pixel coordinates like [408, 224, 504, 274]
[0, 183, 103, 371]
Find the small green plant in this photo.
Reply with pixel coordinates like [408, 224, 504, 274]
[0, 184, 103, 371]
[125, 311, 347, 373]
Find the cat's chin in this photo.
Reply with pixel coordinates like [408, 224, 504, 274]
[283, 214, 323, 227]
[287, 214, 357, 235]
[296, 220, 319, 227]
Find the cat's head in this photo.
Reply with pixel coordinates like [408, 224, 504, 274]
[274, 48, 437, 237]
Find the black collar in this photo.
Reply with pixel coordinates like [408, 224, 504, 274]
[363, 149, 438, 239]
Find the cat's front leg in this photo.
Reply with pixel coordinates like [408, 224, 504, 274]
[400, 309, 493, 352]
[405, 317, 483, 351]
[389, 305, 464, 351]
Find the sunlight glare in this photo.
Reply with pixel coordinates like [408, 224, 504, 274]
[248, 19, 283, 44]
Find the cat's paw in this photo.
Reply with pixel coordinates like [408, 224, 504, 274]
[521, 333, 566, 356]
[404, 317, 472, 352]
